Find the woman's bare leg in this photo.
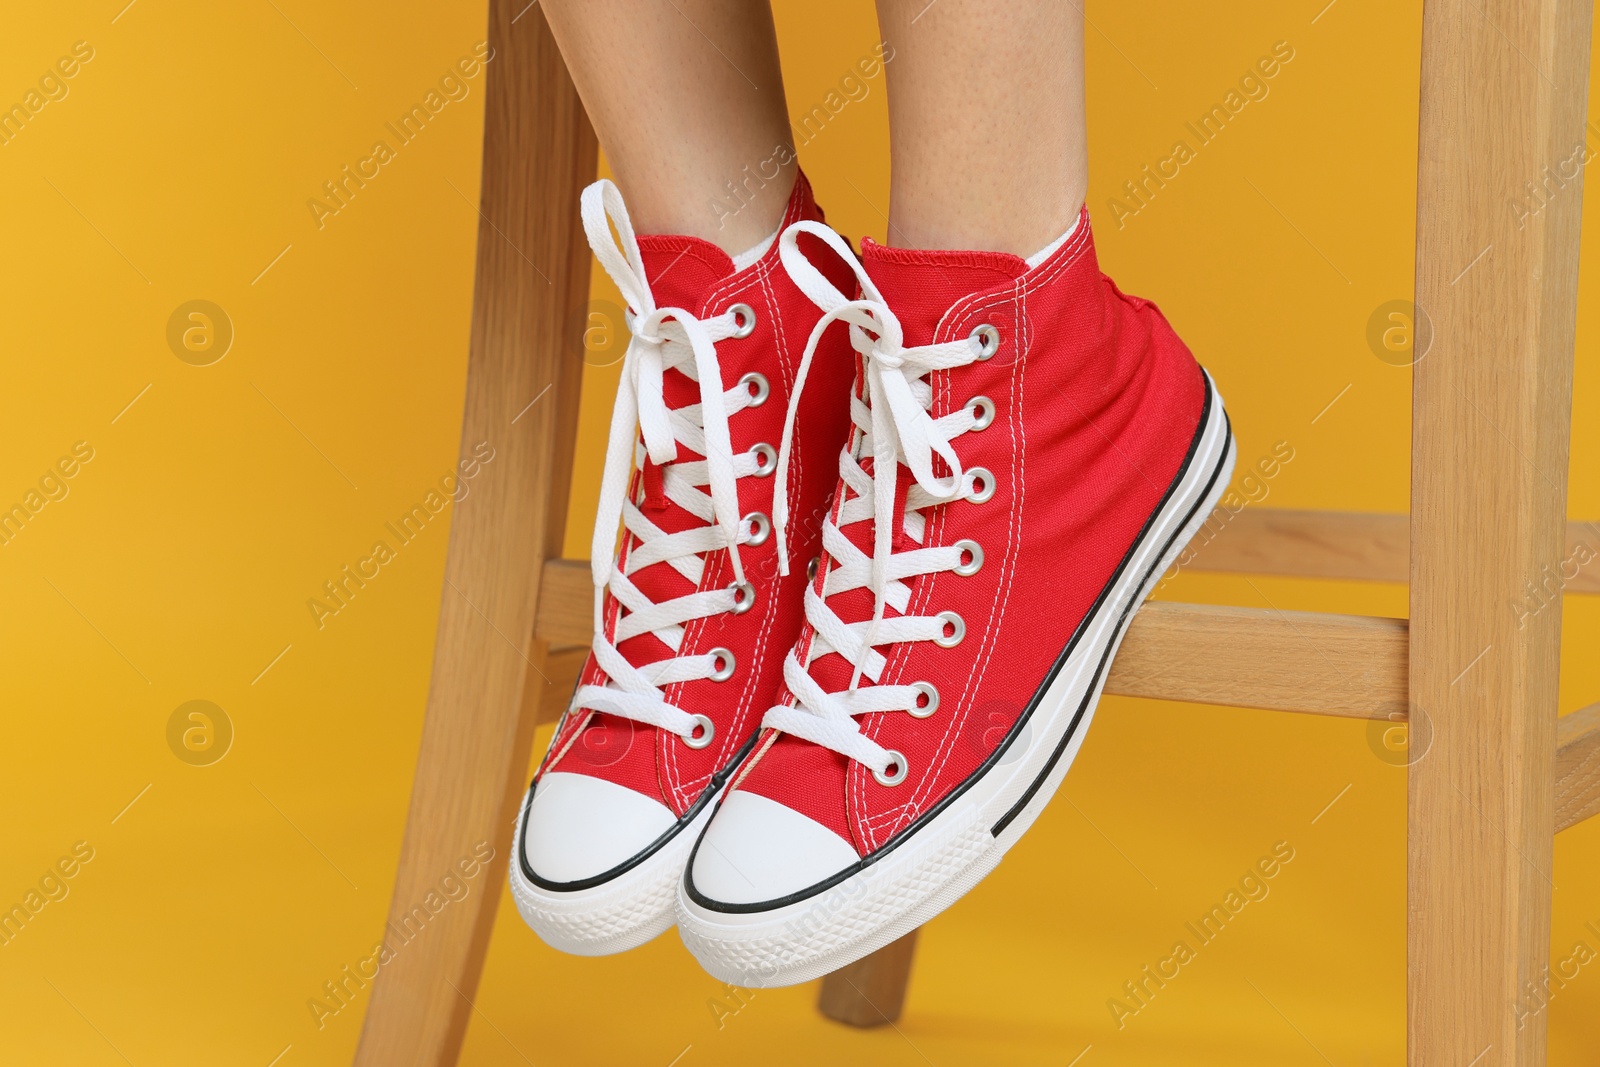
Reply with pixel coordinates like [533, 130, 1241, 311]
[874, 0, 1087, 257]
[542, 0, 793, 254]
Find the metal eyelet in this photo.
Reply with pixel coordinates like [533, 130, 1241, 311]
[806, 556, 820, 582]
[683, 714, 715, 749]
[750, 442, 777, 477]
[952, 539, 984, 576]
[909, 681, 940, 719]
[738, 372, 769, 406]
[970, 324, 1000, 360]
[744, 511, 771, 546]
[965, 466, 996, 505]
[708, 648, 736, 682]
[934, 611, 966, 648]
[728, 302, 757, 339]
[873, 750, 909, 786]
[729, 581, 756, 614]
[965, 395, 994, 431]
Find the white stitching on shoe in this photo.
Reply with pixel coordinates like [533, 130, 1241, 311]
[568, 179, 782, 759]
[755, 223, 997, 788]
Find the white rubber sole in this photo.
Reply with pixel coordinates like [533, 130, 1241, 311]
[509, 786, 722, 957]
[676, 373, 1236, 987]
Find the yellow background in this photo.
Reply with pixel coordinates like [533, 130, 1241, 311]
[2, 1, 1597, 1065]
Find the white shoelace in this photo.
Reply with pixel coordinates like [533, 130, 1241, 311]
[763, 222, 990, 779]
[572, 179, 769, 745]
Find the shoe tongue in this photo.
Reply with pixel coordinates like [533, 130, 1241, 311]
[636, 237, 735, 311]
[802, 241, 1026, 692]
[605, 174, 826, 671]
[860, 238, 1027, 346]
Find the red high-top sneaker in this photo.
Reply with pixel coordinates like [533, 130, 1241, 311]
[677, 211, 1236, 985]
[511, 175, 855, 955]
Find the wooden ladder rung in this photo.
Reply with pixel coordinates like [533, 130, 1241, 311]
[535, 559, 597, 649]
[1186, 508, 1600, 592]
[532, 558, 1408, 720]
[1558, 703, 1600, 834]
[529, 564, 1600, 833]
[1103, 600, 1405, 719]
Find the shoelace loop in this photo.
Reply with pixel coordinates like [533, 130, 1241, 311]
[765, 222, 990, 776]
[572, 179, 765, 743]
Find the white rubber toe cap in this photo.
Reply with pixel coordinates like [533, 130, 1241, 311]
[523, 772, 677, 884]
[690, 790, 860, 904]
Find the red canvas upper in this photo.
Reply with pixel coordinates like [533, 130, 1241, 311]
[730, 208, 1207, 853]
[539, 172, 857, 815]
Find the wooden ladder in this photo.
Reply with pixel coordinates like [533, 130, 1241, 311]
[352, 2, 1600, 1063]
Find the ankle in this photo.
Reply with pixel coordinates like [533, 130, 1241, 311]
[884, 197, 1087, 261]
[630, 160, 797, 259]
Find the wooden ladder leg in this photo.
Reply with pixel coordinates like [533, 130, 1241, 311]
[1408, 2, 1590, 1064]
[353, 4, 596, 1065]
[817, 931, 919, 1026]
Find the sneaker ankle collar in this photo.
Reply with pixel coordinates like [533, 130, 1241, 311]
[859, 238, 1028, 347]
[635, 170, 824, 309]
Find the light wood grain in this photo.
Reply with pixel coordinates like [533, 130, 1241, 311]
[1181, 508, 1600, 593]
[1105, 601, 1408, 719]
[1407, 1, 1589, 1063]
[526, 641, 586, 726]
[352, 6, 597, 1065]
[1186, 508, 1413, 583]
[817, 931, 920, 1027]
[1556, 703, 1600, 834]
[534, 558, 594, 648]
